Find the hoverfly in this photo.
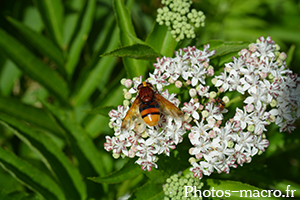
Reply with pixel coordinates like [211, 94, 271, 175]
[121, 81, 184, 132]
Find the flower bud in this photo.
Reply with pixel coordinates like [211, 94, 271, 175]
[124, 92, 132, 100]
[209, 91, 217, 99]
[123, 100, 130, 107]
[201, 110, 209, 118]
[247, 124, 255, 132]
[211, 78, 217, 85]
[222, 96, 229, 104]
[168, 77, 175, 84]
[249, 43, 257, 52]
[120, 78, 126, 85]
[175, 80, 182, 88]
[188, 157, 196, 164]
[112, 153, 120, 159]
[189, 88, 197, 97]
[278, 52, 287, 60]
[270, 99, 277, 107]
[124, 79, 133, 88]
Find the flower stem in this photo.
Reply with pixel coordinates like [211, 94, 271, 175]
[227, 95, 244, 107]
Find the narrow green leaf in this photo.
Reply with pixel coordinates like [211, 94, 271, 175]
[129, 181, 164, 200]
[89, 160, 142, 184]
[40, 100, 105, 177]
[71, 15, 119, 106]
[0, 28, 69, 102]
[0, 189, 43, 200]
[63, 1, 86, 47]
[84, 81, 124, 138]
[22, 5, 44, 32]
[113, 0, 142, 46]
[146, 23, 178, 57]
[206, 179, 281, 199]
[7, 17, 65, 76]
[272, 180, 300, 197]
[88, 106, 116, 116]
[0, 148, 66, 200]
[0, 59, 22, 96]
[113, 0, 147, 78]
[123, 57, 147, 79]
[0, 114, 87, 200]
[0, 96, 63, 137]
[101, 44, 161, 61]
[286, 44, 295, 67]
[65, 0, 96, 76]
[33, 0, 63, 47]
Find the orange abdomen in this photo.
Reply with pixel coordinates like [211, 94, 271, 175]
[139, 101, 160, 126]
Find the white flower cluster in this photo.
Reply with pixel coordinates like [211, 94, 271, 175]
[188, 36, 300, 179]
[156, 0, 205, 41]
[215, 36, 300, 133]
[104, 45, 215, 172]
[104, 36, 300, 179]
[189, 37, 300, 179]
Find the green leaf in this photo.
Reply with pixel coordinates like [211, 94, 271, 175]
[113, 0, 147, 78]
[265, 131, 285, 158]
[113, 0, 143, 46]
[33, 0, 63, 47]
[0, 148, 66, 200]
[272, 180, 300, 197]
[0, 114, 87, 200]
[286, 44, 295, 67]
[143, 169, 170, 184]
[0, 189, 43, 200]
[0, 96, 63, 138]
[40, 100, 105, 177]
[89, 160, 142, 184]
[88, 106, 116, 116]
[0, 28, 69, 102]
[205, 40, 250, 58]
[71, 15, 119, 106]
[0, 59, 21, 96]
[101, 44, 161, 61]
[84, 81, 125, 138]
[123, 57, 148, 79]
[7, 17, 66, 76]
[206, 179, 280, 199]
[146, 23, 178, 57]
[62, 1, 85, 47]
[129, 181, 164, 200]
[65, 0, 96, 76]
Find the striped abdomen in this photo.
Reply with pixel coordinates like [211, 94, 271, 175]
[139, 101, 160, 126]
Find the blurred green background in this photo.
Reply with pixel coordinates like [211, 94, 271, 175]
[0, 0, 299, 199]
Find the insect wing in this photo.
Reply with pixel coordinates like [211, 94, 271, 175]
[121, 97, 141, 131]
[154, 93, 184, 121]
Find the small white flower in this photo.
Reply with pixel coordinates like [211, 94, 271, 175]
[136, 159, 158, 171]
[233, 107, 254, 130]
[205, 102, 223, 121]
[149, 71, 169, 91]
[252, 36, 276, 59]
[215, 69, 230, 92]
[235, 131, 254, 155]
[191, 64, 207, 86]
[182, 99, 200, 120]
[190, 162, 203, 179]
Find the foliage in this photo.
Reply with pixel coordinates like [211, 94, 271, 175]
[0, 0, 299, 199]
